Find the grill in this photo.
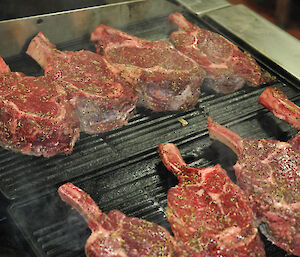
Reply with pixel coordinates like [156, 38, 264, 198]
[0, 0, 299, 256]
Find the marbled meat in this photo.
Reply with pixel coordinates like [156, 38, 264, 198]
[58, 182, 189, 257]
[0, 57, 80, 157]
[168, 12, 264, 94]
[158, 143, 265, 257]
[26, 32, 137, 134]
[90, 24, 205, 112]
[207, 111, 300, 255]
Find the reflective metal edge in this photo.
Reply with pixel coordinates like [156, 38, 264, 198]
[0, 0, 181, 58]
[203, 4, 300, 81]
[173, 0, 230, 16]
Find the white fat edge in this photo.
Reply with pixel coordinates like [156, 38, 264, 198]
[207, 62, 229, 69]
[3, 100, 43, 139]
[191, 31, 199, 50]
[3, 90, 69, 126]
[169, 85, 194, 110]
[207, 191, 225, 215]
[200, 166, 227, 215]
[215, 225, 241, 243]
[108, 40, 200, 75]
[260, 141, 295, 185]
[87, 231, 128, 257]
[189, 30, 231, 69]
[273, 200, 300, 211]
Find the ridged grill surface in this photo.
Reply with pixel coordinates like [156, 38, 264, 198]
[5, 11, 299, 257]
[2, 83, 299, 199]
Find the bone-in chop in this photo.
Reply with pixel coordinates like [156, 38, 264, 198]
[207, 89, 300, 255]
[168, 12, 265, 94]
[158, 143, 265, 256]
[259, 87, 300, 152]
[0, 57, 80, 157]
[58, 182, 189, 257]
[27, 32, 137, 134]
[90, 24, 205, 112]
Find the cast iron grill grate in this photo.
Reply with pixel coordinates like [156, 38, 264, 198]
[1, 82, 298, 199]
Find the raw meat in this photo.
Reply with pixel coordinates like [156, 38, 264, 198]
[90, 24, 206, 112]
[168, 12, 264, 94]
[259, 87, 300, 152]
[58, 182, 187, 257]
[158, 143, 265, 257]
[259, 87, 300, 130]
[0, 57, 80, 157]
[26, 32, 137, 134]
[0, 57, 10, 73]
[207, 116, 300, 256]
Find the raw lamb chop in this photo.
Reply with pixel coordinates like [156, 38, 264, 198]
[26, 32, 137, 134]
[58, 182, 187, 257]
[207, 116, 300, 256]
[259, 87, 300, 151]
[158, 143, 265, 256]
[259, 87, 300, 130]
[0, 57, 80, 157]
[168, 12, 264, 94]
[90, 25, 206, 112]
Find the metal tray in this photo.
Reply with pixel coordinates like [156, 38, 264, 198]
[1, 0, 299, 256]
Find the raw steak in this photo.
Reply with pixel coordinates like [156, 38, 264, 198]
[168, 12, 264, 94]
[158, 143, 265, 256]
[26, 32, 137, 134]
[0, 57, 80, 157]
[207, 116, 300, 256]
[58, 182, 187, 257]
[90, 25, 205, 112]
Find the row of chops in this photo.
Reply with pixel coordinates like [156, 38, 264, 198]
[0, 13, 270, 157]
[59, 87, 300, 257]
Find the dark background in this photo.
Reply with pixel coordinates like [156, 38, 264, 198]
[0, 0, 121, 21]
[227, 0, 300, 39]
[0, 0, 299, 40]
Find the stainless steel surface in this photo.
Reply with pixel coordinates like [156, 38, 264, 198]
[0, 0, 182, 58]
[204, 4, 300, 81]
[174, 0, 230, 16]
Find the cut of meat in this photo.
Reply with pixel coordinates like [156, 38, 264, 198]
[207, 116, 300, 256]
[259, 87, 300, 152]
[0, 57, 10, 73]
[258, 88, 300, 255]
[58, 182, 187, 257]
[259, 87, 300, 130]
[158, 143, 265, 257]
[168, 12, 264, 94]
[90, 25, 206, 112]
[0, 57, 80, 157]
[26, 32, 137, 134]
